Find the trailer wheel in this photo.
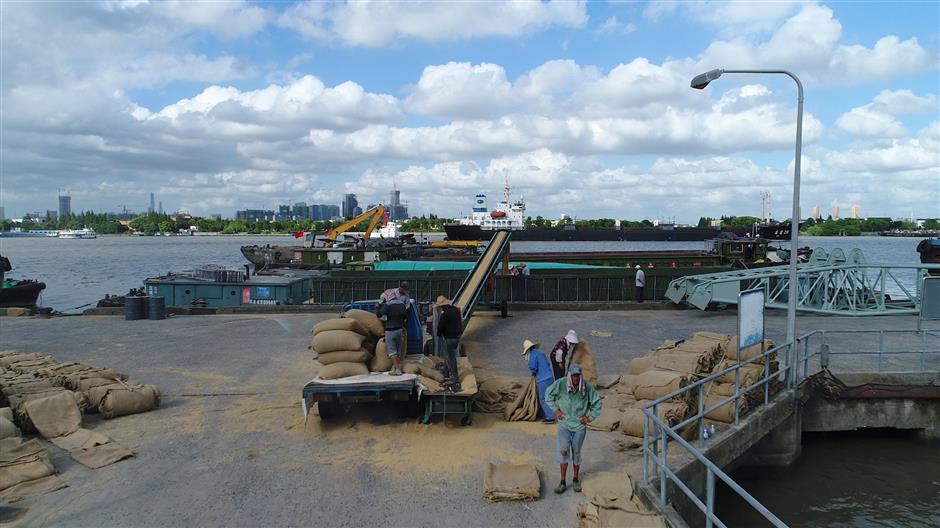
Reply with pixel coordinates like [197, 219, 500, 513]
[500, 300, 509, 318]
[318, 401, 343, 421]
[460, 415, 472, 426]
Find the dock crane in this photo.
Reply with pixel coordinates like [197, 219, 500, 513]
[304, 204, 386, 248]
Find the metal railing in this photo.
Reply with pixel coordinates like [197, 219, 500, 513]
[642, 340, 791, 527]
[305, 272, 697, 305]
[794, 329, 940, 378]
[641, 328, 939, 527]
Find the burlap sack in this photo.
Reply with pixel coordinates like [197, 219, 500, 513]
[459, 373, 478, 394]
[570, 340, 598, 384]
[417, 375, 442, 393]
[578, 502, 667, 528]
[717, 363, 763, 385]
[586, 405, 620, 432]
[317, 349, 371, 366]
[505, 377, 540, 422]
[84, 383, 125, 411]
[369, 339, 393, 372]
[76, 377, 121, 392]
[99, 385, 161, 419]
[633, 370, 689, 401]
[0, 438, 56, 491]
[613, 375, 638, 397]
[312, 318, 367, 336]
[482, 463, 540, 502]
[62, 369, 127, 389]
[628, 356, 655, 375]
[652, 353, 708, 375]
[724, 339, 776, 363]
[0, 407, 13, 421]
[704, 395, 749, 423]
[342, 309, 384, 338]
[311, 330, 367, 354]
[581, 472, 638, 511]
[619, 401, 688, 437]
[23, 391, 83, 438]
[0, 417, 19, 439]
[0, 474, 67, 503]
[318, 362, 370, 380]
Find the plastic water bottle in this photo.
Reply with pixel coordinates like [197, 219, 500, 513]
[703, 429, 710, 440]
[708, 425, 717, 436]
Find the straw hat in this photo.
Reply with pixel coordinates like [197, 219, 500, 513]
[435, 295, 451, 306]
[522, 339, 539, 356]
[565, 330, 579, 344]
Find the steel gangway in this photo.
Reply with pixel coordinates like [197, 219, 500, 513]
[665, 248, 940, 315]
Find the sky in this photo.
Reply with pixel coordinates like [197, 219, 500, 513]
[1, 0, 938, 223]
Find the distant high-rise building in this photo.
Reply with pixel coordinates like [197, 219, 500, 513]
[310, 204, 340, 221]
[158, 201, 163, 215]
[387, 189, 409, 221]
[850, 205, 860, 219]
[149, 192, 155, 214]
[235, 209, 274, 222]
[832, 205, 840, 220]
[811, 205, 820, 220]
[342, 194, 358, 219]
[58, 193, 71, 219]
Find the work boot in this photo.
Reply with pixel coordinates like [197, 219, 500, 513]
[554, 481, 567, 494]
[389, 367, 402, 376]
[572, 478, 582, 492]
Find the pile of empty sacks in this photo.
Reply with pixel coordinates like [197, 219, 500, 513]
[0, 350, 160, 502]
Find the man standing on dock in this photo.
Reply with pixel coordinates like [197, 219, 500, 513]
[378, 298, 407, 376]
[435, 296, 462, 390]
[635, 265, 646, 303]
[380, 281, 411, 306]
[545, 364, 602, 494]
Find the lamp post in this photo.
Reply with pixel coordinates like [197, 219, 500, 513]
[690, 68, 804, 364]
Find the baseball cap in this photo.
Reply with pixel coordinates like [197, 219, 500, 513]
[569, 364, 583, 375]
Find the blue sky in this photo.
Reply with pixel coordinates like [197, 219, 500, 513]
[2, 1, 938, 223]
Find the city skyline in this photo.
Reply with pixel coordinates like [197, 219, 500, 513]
[1, 2, 937, 223]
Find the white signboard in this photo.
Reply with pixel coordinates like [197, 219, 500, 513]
[738, 288, 766, 353]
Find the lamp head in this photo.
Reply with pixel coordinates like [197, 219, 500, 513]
[691, 69, 723, 89]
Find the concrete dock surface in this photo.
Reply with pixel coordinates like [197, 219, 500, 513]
[0, 307, 921, 527]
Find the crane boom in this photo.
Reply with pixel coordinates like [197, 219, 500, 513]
[321, 204, 386, 248]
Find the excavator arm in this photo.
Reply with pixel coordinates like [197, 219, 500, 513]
[322, 204, 386, 248]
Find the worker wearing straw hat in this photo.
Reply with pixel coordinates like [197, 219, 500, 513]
[523, 339, 555, 423]
[435, 295, 462, 391]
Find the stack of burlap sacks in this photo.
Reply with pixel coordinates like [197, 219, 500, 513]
[0, 350, 160, 502]
[310, 309, 395, 379]
[0, 351, 160, 431]
[615, 332, 779, 442]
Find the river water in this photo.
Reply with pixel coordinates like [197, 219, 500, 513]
[717, 430, 940, 528]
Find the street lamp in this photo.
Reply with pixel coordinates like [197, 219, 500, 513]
[690, 68, 804, 369]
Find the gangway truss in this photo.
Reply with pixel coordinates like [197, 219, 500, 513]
[665, 248, 940, 315]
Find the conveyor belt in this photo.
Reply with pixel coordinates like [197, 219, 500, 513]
[452, 230, 511, 326]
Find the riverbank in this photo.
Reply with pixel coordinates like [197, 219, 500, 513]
[0, 309, 926, 526]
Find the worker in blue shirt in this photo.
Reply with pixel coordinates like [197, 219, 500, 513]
[523, 339, 555, 423]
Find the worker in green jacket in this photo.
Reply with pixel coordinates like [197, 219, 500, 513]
[545, 364, 602, 494]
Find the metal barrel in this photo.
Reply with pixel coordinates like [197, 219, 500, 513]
[124, 296, 147, 320]
[147, 296, 166, 320]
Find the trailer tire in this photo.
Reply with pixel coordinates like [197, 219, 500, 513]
[500, 300, 509, 318]
[318, 401, 343, 421]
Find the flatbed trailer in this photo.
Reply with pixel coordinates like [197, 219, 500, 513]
[301, 231, 509, 424]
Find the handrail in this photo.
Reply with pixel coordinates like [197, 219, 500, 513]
[641, 328, 937, 527]
[642, 408, 788, 528]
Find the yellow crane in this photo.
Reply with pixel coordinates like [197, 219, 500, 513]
[318, 204, 386, 248]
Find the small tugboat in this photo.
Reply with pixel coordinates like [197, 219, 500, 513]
[0, 255, 46, 309]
